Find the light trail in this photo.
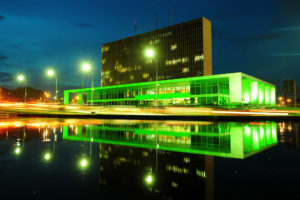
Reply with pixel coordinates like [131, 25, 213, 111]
[212, 111, 288, 116]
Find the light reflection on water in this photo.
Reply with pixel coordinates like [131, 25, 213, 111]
[0, 118, 298, 199]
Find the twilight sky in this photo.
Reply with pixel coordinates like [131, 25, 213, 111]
[0, 0, 300, 97]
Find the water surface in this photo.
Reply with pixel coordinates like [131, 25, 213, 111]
[0, 118, 298, 199]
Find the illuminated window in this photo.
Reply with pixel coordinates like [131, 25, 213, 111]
[102, 46, 109, 53]
[183, 157, 190, 163]
[182, 57, 189, 63]
[182, 67, 189, 73]
[194, 55, 204, 62]
[142, 73, 149, 78]
[165, 60, 172, 65]
[171, 182, 178, 188]
[196, 170, 206, 178]
[171, 44, 177, 51]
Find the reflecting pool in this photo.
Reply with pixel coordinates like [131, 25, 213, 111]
[0, 118, 299, 199]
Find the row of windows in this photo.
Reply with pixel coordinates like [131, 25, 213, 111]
[190, 83, 229, 95]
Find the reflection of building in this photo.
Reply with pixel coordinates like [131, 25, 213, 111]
[284, 80, 296, 106]
[99, 144, 214, 200]
[101, 17, 212, 86]
[278, 122, 299, 149]
[64, 72, 276, 106]
[63, 120, 278, 159]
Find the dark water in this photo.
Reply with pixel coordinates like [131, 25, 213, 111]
[0, 118, 299, 200]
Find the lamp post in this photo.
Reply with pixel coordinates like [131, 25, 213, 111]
[17, 74, 27, 103]
[82, 63, 93, 107]
[145, 49, 157, 107]
[47, 69, 58, 103]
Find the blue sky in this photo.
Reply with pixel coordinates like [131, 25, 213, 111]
[1, 0, 300, 96]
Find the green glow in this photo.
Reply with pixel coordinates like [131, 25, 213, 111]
[62, 121, 277, 159]
[242, 78, 251, 104]
[64, 91, 69, 104]
[271, 123, 277, 143]
[266, 125, 272, 145]
[252, 128, 260, 150]
[251, 81, 258, 103]
[259, 126, 266, 148]
[78, 93, 83, 105]
[270, 87, 276, 105]
[258, 83, 264, 104]
[64, 72, 275, 106]
[265, 86, 270, 105]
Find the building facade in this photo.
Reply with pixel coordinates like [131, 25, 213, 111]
[64, 72, 276, 106]
[101, 17, 212, 86]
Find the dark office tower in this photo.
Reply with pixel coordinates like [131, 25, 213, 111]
[284, 80, 296, 105]
[101, 17, 212, 86]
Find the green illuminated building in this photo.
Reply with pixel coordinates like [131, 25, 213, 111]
[64, 72, 276, 106]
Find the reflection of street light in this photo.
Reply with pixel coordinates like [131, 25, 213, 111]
[17, 74, 27, 103]
[278, 96, 283, 106]
[145, 49, 157, 107]
[145, 174, 153, 184]
[46, 69, 58, 104]
[78, 157, 89, 170]
[81, 63, 94, 107]
[44, 92, 50, 102]
[43, 152, 52, 161]
[14, 147, 21, 155]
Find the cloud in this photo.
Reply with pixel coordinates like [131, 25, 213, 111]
[212, 13, 240, 21]
[273, 0, 300, 27]
[250, 33, 284, 40]
[0, 72, 13, 82]
[0, 55, 9, 60]
[74, 23, 93, 28]
[268, 53, 300, 56]
[0, 15, 5, 21]
[213, 28, 284, 42]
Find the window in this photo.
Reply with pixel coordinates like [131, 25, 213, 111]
[171, 44, 177, 50]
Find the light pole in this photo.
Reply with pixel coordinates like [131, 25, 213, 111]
[82, 63, 93, 107]
[145, 49, 157, 107]
[47, 69, 58, 103]
[17, 74, 27, 103]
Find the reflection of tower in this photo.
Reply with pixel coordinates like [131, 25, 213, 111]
[284, 80, 296, 106]
[99, 144, 214, 200]
[278, 122, 299, 150]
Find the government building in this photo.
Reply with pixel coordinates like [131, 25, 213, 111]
[64, 17, 276, 106]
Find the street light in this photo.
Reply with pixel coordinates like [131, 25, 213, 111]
[145, 48, 157, 107]
[81, 63, 94, 107]
[46, 69, 58, 103]
[17, 74, 27, 103]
